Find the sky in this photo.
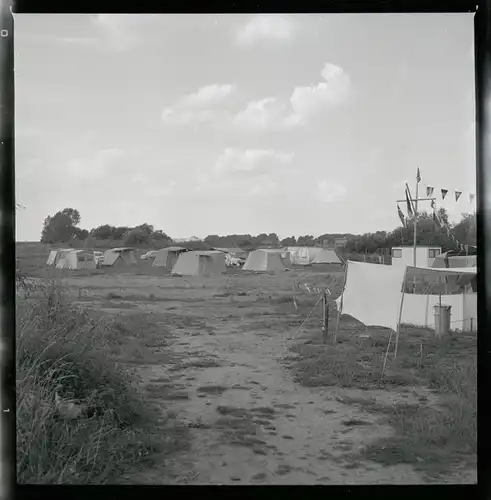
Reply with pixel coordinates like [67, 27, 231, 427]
[15, 14, 476, 241]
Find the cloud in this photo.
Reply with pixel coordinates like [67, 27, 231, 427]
[317, 179, 347, 203]
[290, 63, 351, 122]
[180, 84, 236, 108]
[236, 15, 295, 46]
[233, 97, 298, 132]
[191, 148, 293, 197]
[213, 148, 294, 174]
[232, 63, 351, 132]
[161, 84, 236, 126]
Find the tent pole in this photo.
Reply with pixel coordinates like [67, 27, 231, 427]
[380, 329, 393, 381]
[394, 268, 407, 359]
[334, 265, 348, 343]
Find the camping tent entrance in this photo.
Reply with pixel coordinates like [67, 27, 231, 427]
[102, 248, 137, 268]
[56, 250, 96, 270]
[153, 247, 188, 271]
[242, 250, 289, 272]
[172, 251, 226, 277]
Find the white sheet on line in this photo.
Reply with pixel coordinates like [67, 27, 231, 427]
[336, 261, 406, 331]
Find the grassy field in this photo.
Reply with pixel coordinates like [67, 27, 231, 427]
[15, 242, 477, 484]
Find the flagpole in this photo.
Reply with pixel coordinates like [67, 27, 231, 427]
[413, 176, 419, 267]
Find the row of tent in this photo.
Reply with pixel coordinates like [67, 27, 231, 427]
[46, 247, 137, 270]
[46, 245, 342, 275]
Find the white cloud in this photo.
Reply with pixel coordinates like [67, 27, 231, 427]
[236, 15, 295, 46]
[232, 63, 351, 132]
[290, 63, 351, 121]
[161, 84, 236, 126]
[317, 179, 347, 203]
[180, 84, 236, 108]
[191, 148, 292, 197]
[233, 97, 297, 131]
[213, 148, 293, 174]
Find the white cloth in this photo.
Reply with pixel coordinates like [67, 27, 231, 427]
[337, 261, 406, 331]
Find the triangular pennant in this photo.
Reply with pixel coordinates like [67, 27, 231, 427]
[426, 186, 434, 197]
[455, 191, 462, 202]
[441, 189, 448, 200]
[469, 193, 475, 204]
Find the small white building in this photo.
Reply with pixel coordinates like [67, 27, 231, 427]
[391, 245, 442, 268]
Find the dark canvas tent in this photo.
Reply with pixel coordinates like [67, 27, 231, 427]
[171, 251, 226, 277]
[242, 249, 289, 272]
[102, 247, 137, 267]
[153, 246, 188, 271]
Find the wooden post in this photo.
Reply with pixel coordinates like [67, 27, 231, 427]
[323, 292, 329, 344]
[394, 270, 407, 359]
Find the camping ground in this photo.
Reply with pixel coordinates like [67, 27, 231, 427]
[16, 243, 477, 484]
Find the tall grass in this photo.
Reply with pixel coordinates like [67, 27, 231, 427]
[16, 278, 162, 484]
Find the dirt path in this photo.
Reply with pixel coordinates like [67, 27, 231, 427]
[125, 303, 426, 485]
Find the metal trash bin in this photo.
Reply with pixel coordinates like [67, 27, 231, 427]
[434, 305, 451, 338]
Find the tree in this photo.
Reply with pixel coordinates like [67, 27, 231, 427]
[124, 227, 150, 246]
[60, 208, 81, 226]
[40, 208, 81, 243]
[91, 225, 116, 240]
[297, 235, 315, 246]
[452, 212, 476, 246]
[111, 226, 130, 240]
[280, 236, 297, 246]
[73, 228, 89, 240]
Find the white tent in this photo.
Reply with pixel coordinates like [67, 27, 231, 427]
[286, 247, 323, 265]
[46, 248, 72, 266]
[55, 250, 96, 270]
[242, 249, 289, 272]
[335, 261, 477, 352]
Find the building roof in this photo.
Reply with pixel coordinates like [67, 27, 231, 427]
[391, 245, 442, 249]
[110, 247, 135, 252]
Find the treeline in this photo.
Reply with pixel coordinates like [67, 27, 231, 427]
[40, 207, 476, 255]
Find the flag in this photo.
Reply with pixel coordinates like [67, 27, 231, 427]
[431, 199, 436, 210]
[469, 193, 475, 204]
[405, 186, 414, 218]
[397, 205, 406, 227]
[416, 167, 421, 183]
[441, 189, 448, 200]
[433, 210, 441, 228]
[455, 190, 462, 202]
[426, 185, 434, 197]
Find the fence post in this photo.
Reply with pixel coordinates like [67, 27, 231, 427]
[323, 292, 329, 344]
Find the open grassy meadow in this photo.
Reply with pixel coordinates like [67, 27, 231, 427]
[15, 242, 476, 484]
